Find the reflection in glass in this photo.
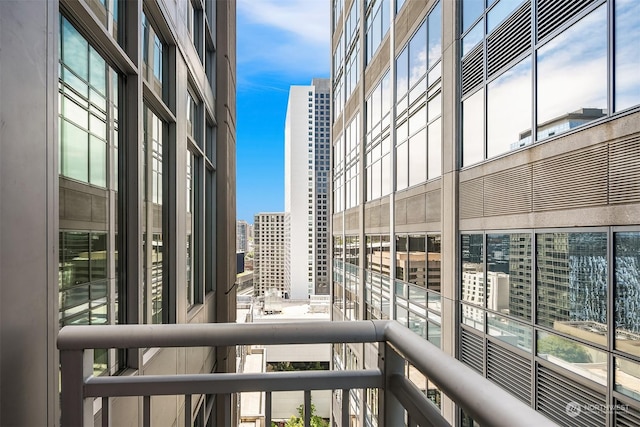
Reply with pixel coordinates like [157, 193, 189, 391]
[536, 6, 607, 141]
[409, 22, 427, 88]
[462, 0, 484, 32]
[396, 235, 407, 281]
[536, 233, 607, 345]
[427, 2, 442, 69]
[487, 0, 524, 34]
[462, 303, 484, 331]
[461, 234, 484, 306]
[537, 331, 607, 386]
[615, 0, 640, 112]
[427, 118, 441, 179]
[615, 232, 640, 357]
[615, 357, 640, 401]
[408, 235, 426, 287]
[487, 57, 531, 158]
[462, 21, 483, 57]
[427, 235, 441, 292]
[462, 89, 484, 166]
[396, 47, 409, 102]
[487, 234, 531, 320]
[487, 313, 532, 352]
[408, 129, 426, 187]
[396, 141, 408, 190]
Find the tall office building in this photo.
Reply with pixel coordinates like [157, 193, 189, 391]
[330, 0, 640, 426]
[237, 219, 250, 253]
[0, 0, 237, 425]
[285, 78, 331, 299]
[254, 213, 288, 297]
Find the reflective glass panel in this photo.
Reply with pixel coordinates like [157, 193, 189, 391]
[428, 2, 442, 68]
[462, 89, 484, 166]
[615, 232, 640, 357]
[427, 118, 441, 179]
[462, 234, 484, 306]
[462, 303, 484, 331]
[536, 233, 607, 345]
[408, 129, 426, 187]
[408, 235, 426, 287]
[536, 6, 607, 141]
[614, 0, 640, 112]
[462, 21, 483, 56]
[427, 235, 441, 292]
[487, 233, 531, 320]
[396, 47, 409, 101]
[487, 57, 531, 158]
[409, 22, 427, 88]
[396, 235, 407, 281]
[487, 313, 532, 352]
[537, 331, 607, 386]
[396, 141, 408, 190]
[487, 0, 524, 34]
[462, 0, 484, 32]
[615, 357, 640, 402]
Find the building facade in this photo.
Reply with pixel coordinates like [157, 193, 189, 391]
[330, 0, 640, 426]
[237, 219, 250, 253]
[285, 78, 332, 299]
[0, 0, 237, 425]
[254, 213, 288, 297]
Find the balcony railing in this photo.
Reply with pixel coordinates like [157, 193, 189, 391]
[58, 320, 558, 426]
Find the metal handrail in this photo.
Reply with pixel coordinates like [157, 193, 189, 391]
[58, 320, 558, 427]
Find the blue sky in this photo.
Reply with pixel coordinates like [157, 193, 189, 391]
[236, 0, 330, 223]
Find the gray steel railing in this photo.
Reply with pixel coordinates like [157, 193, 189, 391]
[58, 320, 558, 427]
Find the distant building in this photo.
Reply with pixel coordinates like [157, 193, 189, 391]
[285, 78, 331, 299]
[237, 220, 250, 253]
[254, 213, 288, 297]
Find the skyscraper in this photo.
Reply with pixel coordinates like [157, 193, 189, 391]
[285, 78, 331, 299]
[330, 0, 640, 426]
[0, 0, 237, 424]
[254, 213, 288, 298]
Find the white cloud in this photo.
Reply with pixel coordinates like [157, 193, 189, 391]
[236, 0, 330, 85]
[237, 0, 328, 45]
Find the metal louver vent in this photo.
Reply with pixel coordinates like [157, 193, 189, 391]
[487, 2, 531, 77]
[609, 135, 640, 205]
[532, 144, 608, 211]
[484, 165, 532, 216]
[460, 328, 483, 373]
[459, 178, 483, 219]
[615, 400, 640, 427]
[425, 189, 441, 223]
[536, 363, 605, 427]
[461, 45, 483, 96]
[537, 0, 595, 41]
[487, 341, 531, 404]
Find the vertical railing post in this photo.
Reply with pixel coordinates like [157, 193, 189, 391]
[304, 390, 311, 427]
[341, 389, 350, 427]
[382, 343, 405, 426]
[265, 391, 272, 427]
[60, 348, 94, 426]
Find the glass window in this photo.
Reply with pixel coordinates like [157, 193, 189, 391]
[427, 235, 441, 292]
[409, 22, 427, 88]
[462, 89, 484, 166]
[536, 232, 607, 344]
[462, 0, 484, 32]
[427, 118, 441, 179]
[408, 235, 426, 287]
[537, 331, 607, 386]
[427, 2, 442, 69]
[536, 5, 607, 141]
[615, 357, 640, 402]
[186, 151, 195, 307]
[408, 128, 427, 187]
[461, 234, 484, 306]
[462, 21, 483, 56]
[396, 141, 408, 190]
[614, 0, 640, 112]
[487, 313, 532, 352]
[487, 57, 532, 157]
[615, 232, 640, 357]
[489, 234, 531, 320]
[487, 0, 523, 34]
[396, 47, 409, 102]
[396, 235, 408, 281]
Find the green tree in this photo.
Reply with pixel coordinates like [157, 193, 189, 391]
[274, 403, 329, 427]
[537, 334, 592, 363]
